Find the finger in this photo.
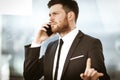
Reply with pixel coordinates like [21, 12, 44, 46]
[84, 58, 91, 75]
[80, 73, 84, 79]
[92, 72, 104, 80]
[98, 72, 104, 77]
[87, 68, 95, 77]
[80, 73, 88, 80]
[42, 23, 50, 28]
[86, 58, 91, 70]
[91, 70, 97, 77]
[41, 27, 47, 31]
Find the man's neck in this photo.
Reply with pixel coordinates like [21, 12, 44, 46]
[59, 27, 76, 38]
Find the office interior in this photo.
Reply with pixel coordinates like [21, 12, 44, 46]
[0, 0, 120, 80]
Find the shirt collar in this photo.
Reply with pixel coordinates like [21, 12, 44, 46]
[58, 28, 79, 43]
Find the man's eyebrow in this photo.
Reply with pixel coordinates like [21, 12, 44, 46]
[49, 11, 60, 16]
[51, 11, 61, 13]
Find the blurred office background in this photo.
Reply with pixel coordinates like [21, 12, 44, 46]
[0, 0, 120, 80]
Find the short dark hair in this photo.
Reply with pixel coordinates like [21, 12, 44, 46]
[47, 0, 79, 22]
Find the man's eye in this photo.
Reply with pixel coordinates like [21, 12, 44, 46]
[49, 12, 59, 17]
[53, 13, 58, 15]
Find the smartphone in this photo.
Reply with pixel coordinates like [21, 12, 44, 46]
[44, 24, 53, 36]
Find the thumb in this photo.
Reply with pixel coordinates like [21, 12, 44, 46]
[80, 73, 84, 79]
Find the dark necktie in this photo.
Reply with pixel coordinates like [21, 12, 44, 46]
[54, 39, 64, 80]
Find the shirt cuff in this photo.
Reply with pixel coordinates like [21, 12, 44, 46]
[31, 42, 41, 48]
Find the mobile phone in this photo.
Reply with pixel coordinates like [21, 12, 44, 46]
[44, 24, 53, 36]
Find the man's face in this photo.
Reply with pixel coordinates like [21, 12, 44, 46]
[49, 4, 70, 34]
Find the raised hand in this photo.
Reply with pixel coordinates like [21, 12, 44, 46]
[33, 23, 54, 44]
[80, 58, 104, 80]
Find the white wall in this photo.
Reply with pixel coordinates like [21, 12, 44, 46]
[0, 0, 32, 15]
[0, 15, 1, 56]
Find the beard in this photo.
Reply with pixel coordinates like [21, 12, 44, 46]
[57, 17, 71, 34]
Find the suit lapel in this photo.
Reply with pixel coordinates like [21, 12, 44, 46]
[50, 40, 59, 69]
[61, 31, 84, 78]
[44, 40, 59, 79]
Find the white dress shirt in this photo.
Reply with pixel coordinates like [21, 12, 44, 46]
[53, 28, 79, 80]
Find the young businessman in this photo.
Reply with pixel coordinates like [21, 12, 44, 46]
[23, 0, 110, 80]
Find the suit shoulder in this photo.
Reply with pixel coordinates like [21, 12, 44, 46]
[83, 33, 101, 42]
[78, 30, 100, 41]
[79, 31, 101, 44]
[85, 34, 99, 40]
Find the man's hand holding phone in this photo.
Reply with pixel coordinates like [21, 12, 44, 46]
[33, 23, 53, 44]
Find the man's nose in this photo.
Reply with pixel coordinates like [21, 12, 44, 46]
[49, 15, 54, 22]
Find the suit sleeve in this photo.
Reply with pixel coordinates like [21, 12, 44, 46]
[23, 44, 44, 80]
[88, 39, 110, 80]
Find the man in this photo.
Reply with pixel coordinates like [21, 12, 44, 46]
[23, 0, 110, 80]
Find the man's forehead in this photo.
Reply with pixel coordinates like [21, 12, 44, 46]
[49, 4, 64, 13]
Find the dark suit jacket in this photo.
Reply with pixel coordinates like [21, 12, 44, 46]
[23, 31, 110, 80]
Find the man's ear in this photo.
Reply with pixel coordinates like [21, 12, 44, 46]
[67, 11, 75, 21]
